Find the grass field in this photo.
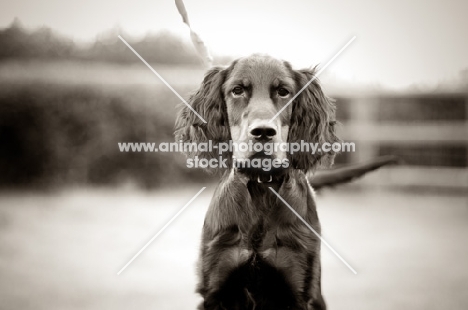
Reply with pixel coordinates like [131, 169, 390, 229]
[0, 187, 467, 310]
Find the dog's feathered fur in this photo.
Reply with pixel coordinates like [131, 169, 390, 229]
[175, 54, 338, 310]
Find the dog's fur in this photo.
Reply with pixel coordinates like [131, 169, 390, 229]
[175, 54, 339, 309]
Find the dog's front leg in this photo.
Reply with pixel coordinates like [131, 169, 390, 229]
[197, 170, 254, 310]
[272, 172, 325, 310]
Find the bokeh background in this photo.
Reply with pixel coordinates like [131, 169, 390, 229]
[0, 0, 467, 309]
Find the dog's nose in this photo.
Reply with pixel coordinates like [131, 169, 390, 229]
[249, 123, 277, 140]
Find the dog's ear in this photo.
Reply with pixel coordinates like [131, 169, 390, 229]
[288, 68, 340, 171]
[175, 66, 231, 164]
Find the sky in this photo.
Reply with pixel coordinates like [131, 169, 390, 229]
[1, 0, 467, 88]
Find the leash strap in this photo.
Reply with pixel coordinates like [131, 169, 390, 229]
[175, 0, 213, 67]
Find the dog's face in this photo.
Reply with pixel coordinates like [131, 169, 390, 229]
[223, 56, 294, 178]
[175, 54, 339, 179]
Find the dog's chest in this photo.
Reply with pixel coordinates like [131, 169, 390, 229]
[229, 184, 312, 260]
[230, 215, 309, 268]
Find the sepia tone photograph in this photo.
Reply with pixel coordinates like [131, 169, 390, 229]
[0, 0, 467, 309]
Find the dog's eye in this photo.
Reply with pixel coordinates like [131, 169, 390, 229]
[232, 86, 244, 96]
[277, 88, 290, 97]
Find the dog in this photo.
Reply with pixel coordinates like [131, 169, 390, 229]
[175, 54, 395, 310]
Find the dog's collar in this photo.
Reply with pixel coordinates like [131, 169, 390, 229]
[257, 175, 272, 183]
[256, 174, 284, 184]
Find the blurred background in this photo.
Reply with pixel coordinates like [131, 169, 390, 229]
[0, 0, 467, 309]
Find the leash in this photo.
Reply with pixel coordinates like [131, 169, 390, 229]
[175, 0, 213, 67]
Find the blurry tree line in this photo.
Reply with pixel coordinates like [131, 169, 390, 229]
[0, 18, 232, 65]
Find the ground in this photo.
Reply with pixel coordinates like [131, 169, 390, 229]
[0, 186, 467, 310]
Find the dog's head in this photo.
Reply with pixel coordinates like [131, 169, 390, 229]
[175, 54, 339, 180]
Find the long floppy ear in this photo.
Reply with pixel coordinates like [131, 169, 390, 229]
[288, 68, 340, 171]
[175, 66, 231, 167]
